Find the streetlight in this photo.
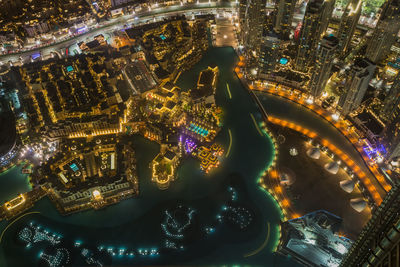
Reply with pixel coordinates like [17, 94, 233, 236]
[305, 97, 313, 105]
[332, 113, 340, 121]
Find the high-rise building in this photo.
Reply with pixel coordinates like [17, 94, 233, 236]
[380, 73, 400, 123]
[258, 31, 281, 77]
[239, 0, 247, 44]
[381, 115, 400, 160]
[273, 0, 296, 39]
[337, 0, 362, 56]
[110, 0, 134, 8]
[239, 0, 267, 56]
[309, 35, 338, 97]
[294, 0, 325, 72]
[365, 0, 400, 63]
[264, 9, 275, 32]
[319, 0, 335, 38]
[338, 58, 376, 115]
[24, 21, 51, 37]
[339, 184, 400, 267]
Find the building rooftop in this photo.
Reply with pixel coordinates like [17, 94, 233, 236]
[199, 69, 215, 86]
[164, 150, 176, 161]
[355, 111, 384, 135]
[280, 210, 352, 267]
[0, 100, 16, 158]
[165, 100, 177, 110]
[125, 60, 157, 94]
[154, 66, 170, 80]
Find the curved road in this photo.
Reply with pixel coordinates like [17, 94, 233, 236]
[0, 2, 236, 64]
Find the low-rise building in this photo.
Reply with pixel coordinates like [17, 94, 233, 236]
[39, 135, 139, 214]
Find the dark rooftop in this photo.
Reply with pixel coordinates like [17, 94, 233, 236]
[355, 111, 383, 135]
[165, 100, 176, 110]
[125, 60, 157, 93]
[0, 100, 16, 157]
[86, 39, 101, 49]
[198, 69, 215, 86]
[154, 66, 170, 80]
[164, 150, 176, 161]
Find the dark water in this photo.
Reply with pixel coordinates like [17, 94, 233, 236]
[0, 47, 300, 266]
[0, 165, 32, 204]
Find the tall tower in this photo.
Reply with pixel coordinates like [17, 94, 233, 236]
[273, 0, 296, 39]
[239, 0, 248, 45]
[381, 115, 400, 160]
[309, 35, 338, 97]
[294, 0, 325, 72]
[239, 0, 267, 56]
[380, 73, 400, 122]
[319, 0, 336, 38]
[258, 31, 281, 77]
[338, 58, 376, 115]
[365, 0, 400, 63]
[339, 184, 400, 267]
[337, 0, 362, 56]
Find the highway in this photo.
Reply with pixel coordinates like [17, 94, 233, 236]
[0, 1, 236, 66]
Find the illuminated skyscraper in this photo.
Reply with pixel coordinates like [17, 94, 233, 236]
[337, 0, 362, 56]
[239, 0, 266, 56]
[340, 184, 400, 267]
[273, 0, 296, 39]
[318, 0, 335, 38]
[338, 58, 376, 115]
[380, 73, 400, 123]
[294, 0, 325, 72]
[239, 0, 247, 44]
[309, 35, 338, 97]
[381, 114, 400, 160]
[366, 0, 400, 63]
[258, 31, 281, 77]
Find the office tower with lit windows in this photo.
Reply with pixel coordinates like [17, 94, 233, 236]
[340, 184, 400, 267]
[365, 0, 400, 63]
[381, 115, 400, 160]
[258, 31, 281, 77]
[239, 0, 247, 44]
[294, 0, 324, 72]
[338, 58, 376, 115]
[380, 73, 400, 123]
[264, 9, 275, 32]
[309, 35, 338, 97]
[318, 0, 335, 38]
[273, 0, 296, 39]
[337, 0, 362, 56]
[239, 0, 267, 56]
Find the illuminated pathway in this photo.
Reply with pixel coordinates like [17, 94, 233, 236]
[226, 83, 232, 99]
[250, 113, 263, 136]
[226, 129, 232, 158]
[243, 222, 271, 258]
[0, 211, 40, 244]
